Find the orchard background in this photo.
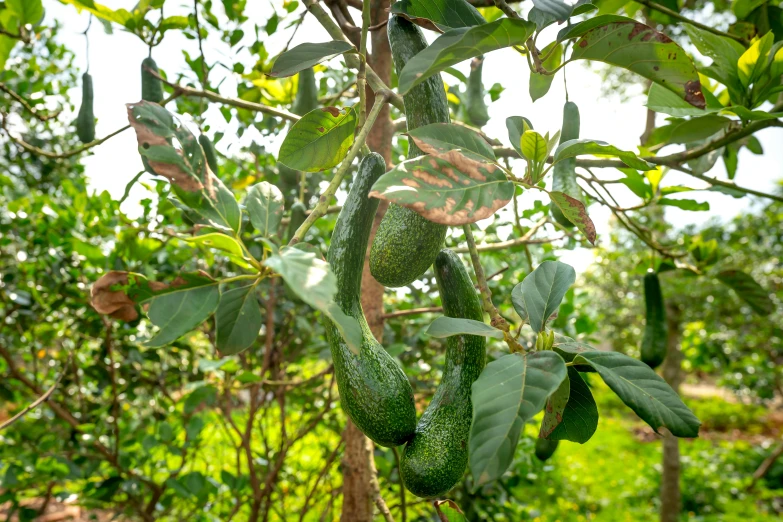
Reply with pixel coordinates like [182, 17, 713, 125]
[0, 0, 782, 521]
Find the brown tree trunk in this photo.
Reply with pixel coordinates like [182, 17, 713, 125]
[660, 303, 684, 522]
[340, 2, 392, 521]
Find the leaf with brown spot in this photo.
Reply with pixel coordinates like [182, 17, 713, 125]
[407, 123, 496, 162]
[568, 18, 705, 109]
[279, 106, 357, 172]
[549, 191, 596, 244]
[369, 150, 514, 225]
[539, 374, 570, 439]
[127, 101, 241, 233]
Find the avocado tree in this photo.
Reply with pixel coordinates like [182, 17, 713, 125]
[1, 0, 781, 521]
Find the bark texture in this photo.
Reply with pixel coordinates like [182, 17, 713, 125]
[660, 303, 684, 522]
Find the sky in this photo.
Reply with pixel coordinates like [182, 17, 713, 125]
[43, 1, 783, 273]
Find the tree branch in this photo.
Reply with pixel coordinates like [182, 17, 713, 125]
[636, 0, 745, 43]
[1, 117, 131, 159]
[0, 83, 62, 122]
[382, 306, 443, 319]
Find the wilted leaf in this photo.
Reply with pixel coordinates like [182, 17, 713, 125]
[569, 19, 705, 109]
[278, 106, 357, 172]
[407, 123, 496, 161]
[369, 147, 514, 225]
[91, 271, 142, 321]
[269, 41, 355, 77]
[549, 191, 597, 244]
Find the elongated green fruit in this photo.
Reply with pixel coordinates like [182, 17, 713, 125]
[292, 67, 319, 116]
[535, 437, 559, 461]
[465, 56, 490, 128]
[641, 272, 668, 369]
[370, 16, 449, 288]
[400, 249, 486, 498]
[141, 57, 164, 103]
[76, 72, 95, 144]
[551, 101, 583, 228]
[285, 201, 307, 243]
[326, 152, 416, 447]
[198, 134, 219, 174]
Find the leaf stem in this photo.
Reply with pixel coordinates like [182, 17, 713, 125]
[221, 274, 262, 285]
[288, 91, 391, 245]
[635, 0, 746, 44]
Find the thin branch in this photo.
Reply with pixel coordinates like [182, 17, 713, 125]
[289, 91, 391, 245]
[455, 216, 551, 253]
[0, 354, 72, 431]
[193, 0, 209, 86]
[301, 0, 404, 110]
[261, 364, 334, 388]
[0, 26, 29, 44]
[1, 117, 131, 159]
[636, 0, 745, 43]
[493, 0, 522, 19]
[462, 225, 510, 333]
[0, 83, 62, 122]
[146, 68, 301, 122]
[298, 437, 344, 522]
[748, 443, 783, 491]
[382, 306, 443, 319]
[393, 447, 407, 522]
[370, 466, 395, 522]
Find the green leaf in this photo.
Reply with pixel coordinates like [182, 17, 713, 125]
[245, 182, 285, 237]
[7, 0, 43, 24]
[215, 284, 263, 355]
[61, 0, 133, 27]
[646, 83, 723, 117]
[146, 277, 221, 347]
[716, 269, 775, 316]
[538, 374, 570, 439]
[569, 19, 705, 109]
[658, 198, 709, 211]
[469, 351, 567, 488]
[264, 247, 361, 352]
[617, 168, 652, 199]
[682, 24, 745, 96]
[530, 42, 563, 102]
[548, 367, 599, 443]
[532, 0, 572, 21]
[398, 18, 536, 94]
[127, 102, 241, 233]
[556, 14, 628, 42]
[520, 130, 548, 163]
[406, 123, 496, 161]
[738, 32, 773, 88]
[511, 260, 575, 333]
[269, 41, 355, 77]
[646, 115, 731, 146]
[433, 500, 467, 522]
[368, 149, 514, 225]
[506, 116, 533, 157]
[390, 0, 486, 32]
[278, 106, 357, 172]
[159, 15, 189, 32]
[573, 351, 701, 438]
[184, 233, 245, 258]
[554, 139, 654, 171]
[425, 317, 504, 339]
[548, 191, 597, 244]
[726, 105, 783, 121]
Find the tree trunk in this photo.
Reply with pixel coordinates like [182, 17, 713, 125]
[660, 303, 684, 522]
[340, 2, 392, 520]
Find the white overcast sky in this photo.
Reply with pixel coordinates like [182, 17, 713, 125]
[44, 1, 783, 272]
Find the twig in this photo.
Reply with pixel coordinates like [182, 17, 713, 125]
[0, 26, 29, 44]
[145, 68, 300, 122]
[1, 117, 131, 159]
[462, 225, 509, 333]
[356, 0, 371, 127]
[382, 306, 443, 319]
[261, 364, 334, 387]
[0, 353, 72, 431]
[392, 447, 407, 522]
[0, 83, 62, 121]
[298, 437, 344, 522]
[193, 0, 208, 86]
[455, 216, 551, 253]
[370, 464, 395, 522]
[493, 0, 522, 19]
[636, 0, 745, 43]
[748, 442, 783, 491]
[301, 0, 404, 110]
[289, 91, 391, 245]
